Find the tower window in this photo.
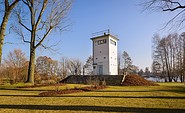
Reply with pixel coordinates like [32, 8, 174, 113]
[110, 39, 116, 46]
[104, 57, 106, 59]
[96, 39, 106, 45]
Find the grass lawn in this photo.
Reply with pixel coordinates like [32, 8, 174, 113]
[0, 83, 185, 113]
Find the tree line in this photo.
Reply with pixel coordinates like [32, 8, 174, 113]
[0, 49, 87, 84]
[152, 33, 185, 82]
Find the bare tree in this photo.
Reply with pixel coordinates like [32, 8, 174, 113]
[180, 32, 185, 82]
[57, 57, 83, 78]
[58, 57, 68, 79]
[152, 32, 185, 82]
[36, 56, 59, 83]
[67, 58, 82, 75]
[122, 51, 132, 74]
[83, 56, 93, 75]
[152, 34, 167, 81]
[36, 56, 58, 76]
[4, 49, 27, 83]
[0, 0, 19, 65]
[142, 0, 185, 29]
[14, 0, 73, 84]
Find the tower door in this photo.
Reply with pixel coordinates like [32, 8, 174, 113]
[98, 65, 103, 75]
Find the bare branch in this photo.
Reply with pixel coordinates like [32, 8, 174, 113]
[9, 0, 20, 10]
[11, 25, 30, 44]
[5, 0, 9, 10]
[35, 0, 48, 29]
[163, 5, 185, 11]
[22, 0, 29, 6]
[167, 1, 182, 7]
[19, 21, 32, 32]
[162, 9, 185, 29]
[36, 21, 45, 31]
[142, 0, 185, 30]
[15, 8, 32, 32]
[35, 26, 53, 48]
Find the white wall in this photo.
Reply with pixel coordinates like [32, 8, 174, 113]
[93, 36, 109, 75]
[108, 36, 118, 75]
[92, 35, 118, 75]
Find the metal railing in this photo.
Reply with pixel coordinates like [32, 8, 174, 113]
[92, 29, 118, 37]
[92, 29, 110, 37]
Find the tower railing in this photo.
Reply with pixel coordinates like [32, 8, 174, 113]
[92, 29, 118, 38]
[92, 29, 110, 37]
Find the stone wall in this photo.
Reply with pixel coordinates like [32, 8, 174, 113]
[60, 75, 124, 86]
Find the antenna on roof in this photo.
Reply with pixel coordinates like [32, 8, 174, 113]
[108, 29, 110, 34]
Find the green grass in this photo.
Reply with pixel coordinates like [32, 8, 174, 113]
[0, 83, 185, 113]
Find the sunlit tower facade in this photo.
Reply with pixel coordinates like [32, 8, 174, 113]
[91, 30, 119, 75]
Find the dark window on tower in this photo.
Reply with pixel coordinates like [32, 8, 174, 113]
[110, 39, 116, 46]
[96, 39, 106, 45]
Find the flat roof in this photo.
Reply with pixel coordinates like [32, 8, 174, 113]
[91, 34, 119, 41]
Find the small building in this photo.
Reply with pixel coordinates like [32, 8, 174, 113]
[91, 30, 119, 75]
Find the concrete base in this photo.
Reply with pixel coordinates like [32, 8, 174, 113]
[60, 75, 124, 86]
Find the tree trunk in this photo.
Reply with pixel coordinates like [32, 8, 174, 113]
[25, 3, 36, 84]
[0, 0, 19, 65]
[163, 46, 172, 82]
[26, 47, 35, 84]
[0, 12, 10, 65]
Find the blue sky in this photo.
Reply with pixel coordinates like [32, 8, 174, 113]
[2, 0, 184, 70]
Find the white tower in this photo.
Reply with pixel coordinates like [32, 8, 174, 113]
[91, 30, 119, 75]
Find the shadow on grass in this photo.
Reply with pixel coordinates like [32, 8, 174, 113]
[55, 95, 185, 99]
[164, 86, 185, 94]
[0, 95, 39, 97]
[1, 88, 185, 94]
[1, 94, 185, 99]
[0, 88, 49, 92]
[95, 89, 185, 93]
[0, 104, 184, 113]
